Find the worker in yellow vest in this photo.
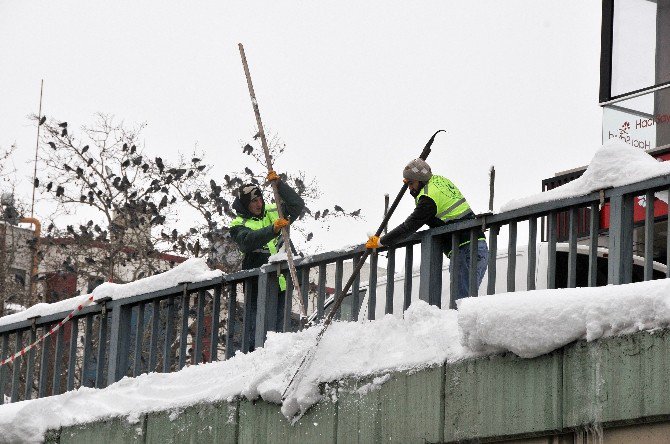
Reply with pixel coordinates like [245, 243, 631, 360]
[230, 171, 305, 349]
[366, 158, 488, 303]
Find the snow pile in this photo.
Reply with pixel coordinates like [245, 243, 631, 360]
[93, 257, 222, 301]
[502, 140, 670, 212]
[458, 279, 670, 358]
[267, 250, 288, 263]
[0, 302, 464, 443]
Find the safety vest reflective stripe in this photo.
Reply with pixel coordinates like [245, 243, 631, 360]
[416, 175, 471, 222]
[436, 198, 466, 220]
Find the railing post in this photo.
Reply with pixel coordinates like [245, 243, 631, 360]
[567, 207, 578, 288]
[210, 284, 222, 361]
[588, 203, 599, 287]
[225, 283, 237, 359]
[351, 258, 361, 321]
[132, 304, 145, 377]
[507, 221, 517, 292]
[403, 246, 413, 311]
[419, 232, 444, 308]
[107, 301, 132, 386]
[1, 334, 9, 404]
[487, 226, 499, 295]
[82, 315, 94, 387]
[255, 269, 278, 348]
[67, 318, 79, 391]
[149, 301, 160, 372]
[608, 192, 634, 285]
[52, 327, 64, 395]
[644, 190, 654, 281]
[368, 254, 378, 320]
[162, 296, 176, 372]
[241, 278, 256, 353]
[385, 249, 395, 314]
[335, 260, 344, 319]
[468, 230, 478, 297]
[317, 263, 326, 320]
[12, 331, 22, 402]
[194, 290, 206, 364]
[96, 299, 111, 388]
[527, 218, 537, 291]
[449, 233, 460, 309]
[178, 284, 190, 370]
[25, 317, 38, 399]
[38, 327, 50, 397]
[547, 211, 557, 289]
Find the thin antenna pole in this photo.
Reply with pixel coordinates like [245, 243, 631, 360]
[489, 166, 495, 212]
[31, 79, 44, 220]
[383, 194, 389, 235]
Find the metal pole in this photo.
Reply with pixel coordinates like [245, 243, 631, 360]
[31, 80, 44, 219]
[384, 194, 389, 235]
[489, 166, 495, 213]
[238, 43, 306, 318]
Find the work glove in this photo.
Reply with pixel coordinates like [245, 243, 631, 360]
[273, 217, 289, 233]
[266, 170, 280, 183]
[365, 235, 382, 250]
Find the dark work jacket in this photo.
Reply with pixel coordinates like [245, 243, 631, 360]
[229, 181, 305, 270]
[380, 195, 485, 255]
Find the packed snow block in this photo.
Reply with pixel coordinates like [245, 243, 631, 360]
[144, 401, 238, 444]
[563, 330, 670, 428]
[335, 377, 382, 443]
[444, 351, 562, 442]
[237, 398, 336, 443]
[377, 365, 444, 443]
[59, 416, 146, 444]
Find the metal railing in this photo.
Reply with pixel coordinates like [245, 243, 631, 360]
[2, 173, 670, 404]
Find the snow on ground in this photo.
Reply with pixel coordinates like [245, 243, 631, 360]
[501, 140, 670, 212]
[0, 258, 221, 328]
[6, 141, 670, 441]
[3, 279, 670, 442]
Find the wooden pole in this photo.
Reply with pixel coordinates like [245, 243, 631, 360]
[238, 43, 306, 318]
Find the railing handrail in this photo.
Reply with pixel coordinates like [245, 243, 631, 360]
[3, 172, 670, 335]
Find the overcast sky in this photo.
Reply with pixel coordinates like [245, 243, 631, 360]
[0, 1, 603, 252]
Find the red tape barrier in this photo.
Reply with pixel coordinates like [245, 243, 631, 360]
[0, 295, 95, 367]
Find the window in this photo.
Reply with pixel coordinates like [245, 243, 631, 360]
[45, 272, 77, 303]
[601, 0, 670, 149]
[9, 268, 26, 289]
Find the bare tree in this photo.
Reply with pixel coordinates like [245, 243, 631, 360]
[35, 114, 195, 296]
[163, 131, 362, 272]
[0, 144, 34, 316]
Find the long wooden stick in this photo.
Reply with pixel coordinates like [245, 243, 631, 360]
[238, 43, 306, 318]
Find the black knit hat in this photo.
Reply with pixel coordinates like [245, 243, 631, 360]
[238, 183, 263, 208]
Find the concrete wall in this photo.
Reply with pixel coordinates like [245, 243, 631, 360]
[47, 329, 670, 443]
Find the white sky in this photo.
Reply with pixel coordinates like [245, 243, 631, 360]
[0, 1, 603, 251]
